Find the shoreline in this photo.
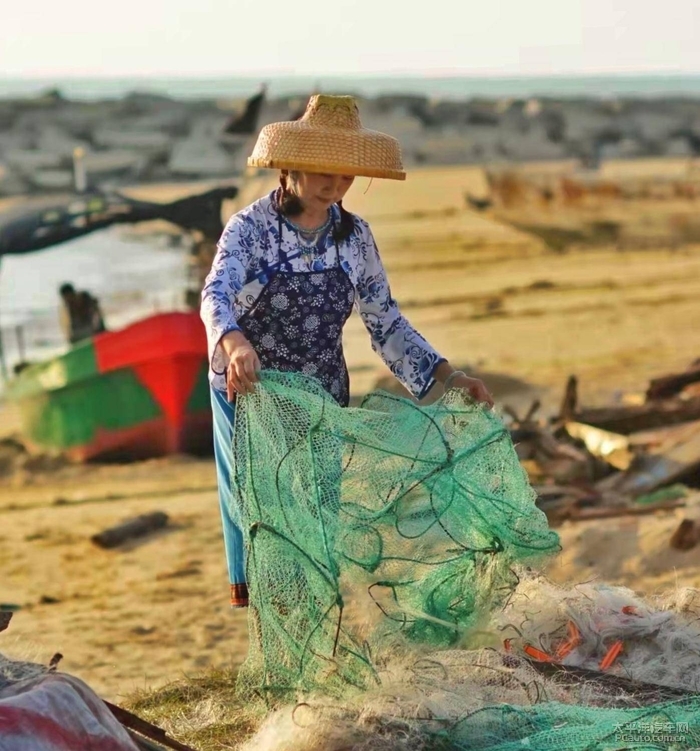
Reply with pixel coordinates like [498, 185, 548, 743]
[3, 71, 700, 101]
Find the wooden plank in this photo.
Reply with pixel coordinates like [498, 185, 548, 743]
[647, 364, 700, 401]
[565, 500, 685, 523]
[574, 395, 700, 435]
[91, 512, 169, 549]
[600, 423, 700, 497]
[127, 732, 170, 751]
[627, 419, 700, 450]
[564, 421, 632, 470]
[104, 701, 198, 751]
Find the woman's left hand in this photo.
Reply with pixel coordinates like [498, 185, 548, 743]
[446, 372, 494, 408]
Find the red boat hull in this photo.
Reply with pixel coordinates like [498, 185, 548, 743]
[7, 312, 213, 461]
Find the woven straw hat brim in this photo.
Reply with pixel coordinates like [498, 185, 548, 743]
[248, 155, 406, 181]
[248, 122, 406, 181]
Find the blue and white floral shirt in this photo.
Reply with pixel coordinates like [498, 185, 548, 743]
[201, 191, 445, 398]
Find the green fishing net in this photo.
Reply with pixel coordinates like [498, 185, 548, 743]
[229, 373, 700, 749]
[230, 371, 559, 701]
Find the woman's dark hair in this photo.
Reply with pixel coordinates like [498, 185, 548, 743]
[277, 172, 356, 243]
[333, 200, 356, 243]
[277, 173, 304, 216]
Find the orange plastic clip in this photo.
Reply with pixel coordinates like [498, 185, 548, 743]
[567, 620, 581, 642]
[599, 640, 624, 670]
[524, 644, 556, 663]
[555, 620, 582, 659]
[622, 606, 639, 616]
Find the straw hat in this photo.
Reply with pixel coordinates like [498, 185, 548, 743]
[247, 95, 405, 180]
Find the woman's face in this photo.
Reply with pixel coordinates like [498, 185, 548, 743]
[293, 172, 355, 211]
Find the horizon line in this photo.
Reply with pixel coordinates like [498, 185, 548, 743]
[3, 68, 700, 82]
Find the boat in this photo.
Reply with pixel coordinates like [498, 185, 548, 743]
[4, 311, 212, 461]
[0, 86, 275, 461]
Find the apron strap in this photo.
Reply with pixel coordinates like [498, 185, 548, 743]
[277, 211, 293, 273]
[332, 212, 342, 267]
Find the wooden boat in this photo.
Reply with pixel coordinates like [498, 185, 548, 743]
[5, 311, 212, 461]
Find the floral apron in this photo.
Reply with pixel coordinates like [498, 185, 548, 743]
[237, 213, 355, 408]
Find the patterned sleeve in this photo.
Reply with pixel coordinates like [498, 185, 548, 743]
[200, 210, 259, 375]
[354, 222, 446, 399]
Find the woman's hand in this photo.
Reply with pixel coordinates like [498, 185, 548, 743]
[221, 331, 261, 401]
[434, 362, 494, 407]
[445, 372, 494, 407]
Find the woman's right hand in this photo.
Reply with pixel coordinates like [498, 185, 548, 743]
[221, 331, 261, 401]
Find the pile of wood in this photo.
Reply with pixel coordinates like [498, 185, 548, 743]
[511, 360, 700, 530]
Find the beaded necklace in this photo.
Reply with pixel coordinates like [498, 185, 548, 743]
[285, 211, 332, 237]
[285, 210, 333, 266]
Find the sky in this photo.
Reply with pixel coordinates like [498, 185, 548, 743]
[1, 0, 699, 78]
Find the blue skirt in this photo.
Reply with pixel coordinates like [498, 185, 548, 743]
[210, 388, 248, 607]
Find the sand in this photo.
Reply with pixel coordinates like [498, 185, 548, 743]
[2, 162, 700, 701]
[548, 499, 700, 594]
[0, 457, 247, 702]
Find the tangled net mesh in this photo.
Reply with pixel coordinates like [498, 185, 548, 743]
[230, 372, 700, 750]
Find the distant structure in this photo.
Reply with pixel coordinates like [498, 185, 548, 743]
[0, 185, 239, 258]
[223, 85, 267, 135]
[58, 283, 107, 344]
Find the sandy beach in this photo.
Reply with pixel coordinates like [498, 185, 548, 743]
[3, 162, 700, 703]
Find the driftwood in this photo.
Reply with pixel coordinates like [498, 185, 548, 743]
[564, 421, 633, 470]
[646, 364, 700, 401]
[597, 422, 700, 497]
[670, 519, 700, 551]
[539, 497, 588, 526]
[566, 500, 685, 522]
[559, 374, 579, 422]
[511, 425, 589, 463]
[91, 512, 169, 549]
[573, 395, 700, 435]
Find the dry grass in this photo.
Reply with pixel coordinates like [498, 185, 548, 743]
[125, 666, 260, 750]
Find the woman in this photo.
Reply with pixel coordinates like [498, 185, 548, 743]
[201, 95, 493, 608]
